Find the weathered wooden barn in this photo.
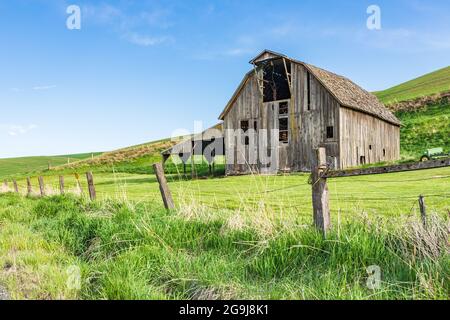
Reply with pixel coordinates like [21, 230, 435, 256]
[219, 50, 401, 174]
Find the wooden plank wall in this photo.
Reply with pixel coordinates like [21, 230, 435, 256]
[223, 73, 260, 174]
[339, 107, 400, 168]
[223, 59, 399, 174]
[292, 63, 340, 171]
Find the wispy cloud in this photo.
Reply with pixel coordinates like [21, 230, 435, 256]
[353, 27, 450, 53]
[122, 33, 173, 47]
[33, 84, 57, 91]
[83, 3, 174, 47]
[0, 124, 38, 137]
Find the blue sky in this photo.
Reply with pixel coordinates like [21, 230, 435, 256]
[1, 0, 449, 158]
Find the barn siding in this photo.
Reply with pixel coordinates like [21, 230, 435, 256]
[292, 63, 340, 171]
[223, 60, 399, 175]
[339, 107, 400, 168]
[223, 74, 260, 174]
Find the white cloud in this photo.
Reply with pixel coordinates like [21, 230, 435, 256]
[83, 4, 174, 47]
[0, 124, 38, 137]
[32, 85, 57, 91]
[122, 33, 173, 47]
[354, 27, 450, 53]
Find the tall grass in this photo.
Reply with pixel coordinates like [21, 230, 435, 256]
[0, 192, 448, 300]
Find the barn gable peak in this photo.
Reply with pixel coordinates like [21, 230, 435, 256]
[249, 49, 289, 64]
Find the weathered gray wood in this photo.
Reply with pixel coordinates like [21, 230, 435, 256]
[419, 195, 427, 227]
[59, 176, 65, 195]
[339, 107, 400, 169]
[86, 172, 96, 201]
[221, 58, 400, 174]
[38, 176, 45, 197]
[190, 140, 196, 179]
[26, 177, 32, 196]
[13, 180, 19, 193]
[311, 147, 331, 235]
[153, 162, 175, 210]
[325, 158, 450, 178]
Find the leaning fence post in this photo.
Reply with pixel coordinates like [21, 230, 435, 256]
[27, 177, 33, 196]
[13, 180, 19, 193]
[153, 162, 175, 210]
[74, 173, 83, 195]
[419, 195, 427, 227]
[59, 176, 65, 195]
[311, 147, 331, 235]
[86, 172, 96, 201]
[38, 176, 45, 197]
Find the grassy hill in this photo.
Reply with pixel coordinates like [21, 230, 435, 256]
[373, 66, 450, 159]
[0, 153, 102, 179]
[1, 69, 449, 300]
[1, 66, 449, 179]
[396, 102, 450, 159]
[374, 66, 450, 105]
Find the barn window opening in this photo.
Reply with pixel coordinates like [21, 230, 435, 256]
[360, 156, 366, 165]
[326, 126, 334, 139]
[369, 145, 372, 150]
[307, 72, 311, 110]
[240, 120, 249, 132]
[278, 102, 289, 143]
[254, 120, 258, 131]
[383, 149, 386, 157]
[279, 102, 288, 115]
[259, 58, 291, 103]
[241, 120, 249, 146]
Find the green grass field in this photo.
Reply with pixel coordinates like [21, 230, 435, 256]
[1, 164, 449, 299]
[0, 68, 449, 300]
[0, 153, 102, 179]
[374, 66, 450, 105]
[397, 102, 450, 158]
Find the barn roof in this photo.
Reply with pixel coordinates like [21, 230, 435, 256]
[219, 50, 401, 126]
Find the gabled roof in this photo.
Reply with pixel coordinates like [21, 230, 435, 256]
[249, 49, 288, 64]
[303, 63, 401, 126]
[219, 51, 401, 126]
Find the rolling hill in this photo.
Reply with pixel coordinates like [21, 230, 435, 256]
[0, 153, 102, 179]
[374, 66, 450, 159]
[1, 66, 449, 180]
[374, 66, 450, 105]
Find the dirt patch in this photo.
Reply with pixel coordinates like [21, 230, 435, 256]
[387, 91, 450, 112]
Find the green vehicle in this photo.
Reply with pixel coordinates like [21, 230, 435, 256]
[420, 147, 450, 161]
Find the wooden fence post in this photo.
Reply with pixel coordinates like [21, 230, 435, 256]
[419, 195, 426, 227]
[59, 176, 65, 195]
[74, 173, 83, 194]
[153, 162, 175, 210]
[38, 176, 45, 197]
[86, 172, 96, 201]
[27, 177, 33, 196]
[311, 147, 331, 235]
[13, 180, 19, 193]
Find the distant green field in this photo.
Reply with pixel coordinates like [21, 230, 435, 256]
[396, 102, 450, 159]
[374, 66, 450, 105]
[1, 166, 449, 299]
[1, 72, 450, 300]
[0, 153, 102, 179]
